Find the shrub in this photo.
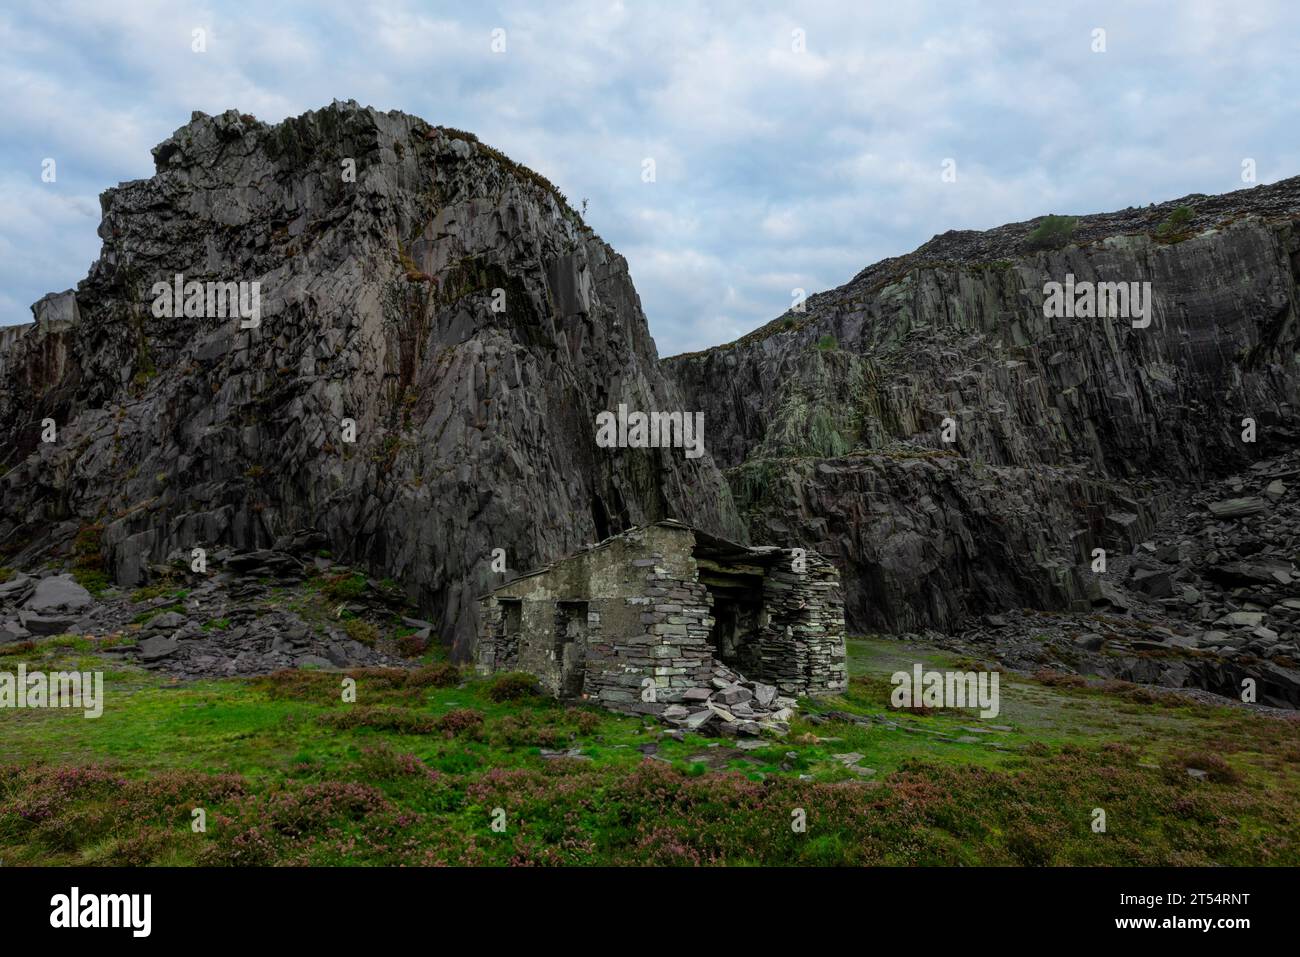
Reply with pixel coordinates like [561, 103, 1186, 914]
[1033, 669, 1086, 688]
[342, 663, 459, 689]
[435, 708, 485, 737]
[568, 708, 602, 734]
[1025, 214, 1078, 250]
[486, 672, 541, 702]
[130, 583, 173, 603]
[325, 707, 438, 734]
[407, 662, 459, 687]
[489, 713, 568, 748]
[355, 743, 430, 779]
[815, 334, 838, 351]
[1154, 205, 1196, 242]
[251, 669, 339, 700]
[1098, 679, 1161, 703]
[396, 630, 430, 658]
[343, 618, 379, 646]
[1171, 751, 1243, 785]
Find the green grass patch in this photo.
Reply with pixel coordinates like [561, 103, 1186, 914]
[0, 634, 1295, 865]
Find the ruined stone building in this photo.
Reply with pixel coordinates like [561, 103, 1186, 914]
[475, 521, 847, 722]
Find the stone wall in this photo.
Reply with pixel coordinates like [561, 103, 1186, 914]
[584, 524, 715, 714]
[752, 549, 847, 695]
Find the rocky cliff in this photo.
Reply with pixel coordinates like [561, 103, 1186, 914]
[5, 101, 1300, 705]
[0, 101, 743, 656]
[665, 180, 1300, 640]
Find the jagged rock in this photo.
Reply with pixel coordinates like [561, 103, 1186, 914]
[714, 684, 752, 705]
[1075, 632, 1104, 651]
[666, 178, 1300, 636]
[684, 710, 715, 730]
[0, 574, 35, 603]
[4, 102, 1300, 713]
[0, 103, 742, 659]
[1131, 568, 1174, 598]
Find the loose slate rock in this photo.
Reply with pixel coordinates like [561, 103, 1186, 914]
[1207, 497, 1267, 519]
[23, 575, 93, 615]
[138, 635, 180, 660]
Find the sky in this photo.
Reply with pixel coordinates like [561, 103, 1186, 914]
[2, 1, 1298, 356]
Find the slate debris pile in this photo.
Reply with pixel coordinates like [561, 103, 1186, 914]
[0, 573, 94, 639]
[0, 547, 406, 678]
[933, 450, 1300, 708]
[659, 660, 799, 737]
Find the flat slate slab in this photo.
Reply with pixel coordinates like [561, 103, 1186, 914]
[23, 574, 93, 614]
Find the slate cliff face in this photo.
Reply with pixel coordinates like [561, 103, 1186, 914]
[665, 181, 1300, 635]
[0, 102, 742, 656]
[6, 101, 1300, 674]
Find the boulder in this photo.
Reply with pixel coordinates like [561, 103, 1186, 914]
[23, 575, 93, 615]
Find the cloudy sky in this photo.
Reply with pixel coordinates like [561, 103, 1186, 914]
[2, 1, 1297, 355]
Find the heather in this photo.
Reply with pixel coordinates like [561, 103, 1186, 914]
[0, 635, 1296, 866]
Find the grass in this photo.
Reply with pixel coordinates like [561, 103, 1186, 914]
[70, 524, 110, 597]
[0, 635, 1296, 865]
[131, 604, 184, 625]
[320, 572, 368, 604]
[130, 584, 188, 603]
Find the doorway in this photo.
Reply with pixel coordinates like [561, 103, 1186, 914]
[555, 600, 588, 697]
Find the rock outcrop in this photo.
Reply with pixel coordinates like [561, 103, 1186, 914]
[0, 102, 742, 657]
[665, 180, 1300, 639]
[958, 448, 1300, 708]
[4, 100, 1300, 708]
[0, 549, 408, 677]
